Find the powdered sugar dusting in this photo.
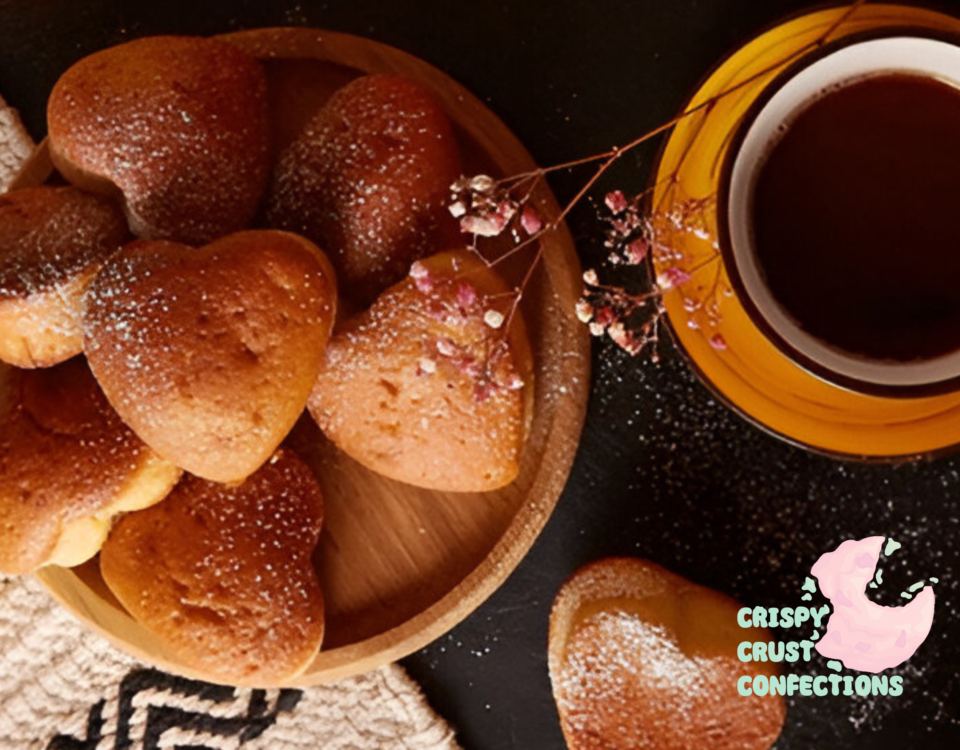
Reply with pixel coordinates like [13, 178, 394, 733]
[100, 449, 325, 683]
[549, 558, 784, 750]
[310, 252, 525, 491]
[559, 611, 704, 709]
[47, 36, 270, 244]
[0, 187, 129, 366]
[0, 358, 157, 574]
[267, 74, 460, 303]
[0, 187, 127, 297]
[82, 231, 335, 483]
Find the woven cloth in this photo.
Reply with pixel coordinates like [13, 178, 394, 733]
[0, 577, 461, 750]
[0, 97, 33, 191]
[0, 96, 460, 750]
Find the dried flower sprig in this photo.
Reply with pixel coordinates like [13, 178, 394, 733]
[410, 259, 523, 402]
[439, 0, 868, 359]
[577, 189, 727, 357]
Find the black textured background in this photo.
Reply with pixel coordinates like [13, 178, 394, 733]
[2, 1, 958, 748]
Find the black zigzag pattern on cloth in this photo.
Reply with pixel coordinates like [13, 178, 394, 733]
[45, 668, 302, 750]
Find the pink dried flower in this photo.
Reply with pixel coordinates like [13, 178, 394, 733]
[576, 198, 724, 361]
[608, 322, 643, 355]
[469, 174, 496, 192]
[593, 305, 616, 328]
[587, 305, 615, 336]
[520, 205, 543, 235]
[656, 267, 691, 290]
[709, 333, 727, 351]
[456, 282, 478, 310]
[605, 190, 628, 215]
[474, 381, 492, 402]
[455, 159, 724, 366]
[575, 298, 594, 323]
[497, 200, 517, 222]
[417, 357, 437, 375]
[624, 238, 650, 265]
[409, 261, 433, 293]
[461, 359, 482, 380]
[484, 309, 505, 329]
[436, 337, 457, 357]
[461, 213, 507, 237]
[459, 199, 518, 237]
[409, 261, 428, 279]
[610, 214, 640, 238]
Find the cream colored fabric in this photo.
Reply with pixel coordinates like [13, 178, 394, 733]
[0, 577, 460, 749]
[0, 97, 33, 191]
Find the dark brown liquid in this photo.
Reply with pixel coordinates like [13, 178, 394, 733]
[753, 73, 960, 363]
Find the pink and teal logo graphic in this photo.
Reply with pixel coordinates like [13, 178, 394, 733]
[813, 536, 936, 673]
[736, 536, 938, 698]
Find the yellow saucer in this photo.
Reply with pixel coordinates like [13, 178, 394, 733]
[652, 3, 960, 460]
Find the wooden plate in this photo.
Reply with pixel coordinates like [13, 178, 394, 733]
[13, 27, 591, 686]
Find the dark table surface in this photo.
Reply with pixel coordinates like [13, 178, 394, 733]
[3, 1, 959, 748]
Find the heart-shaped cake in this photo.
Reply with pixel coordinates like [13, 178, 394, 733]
[0, 186, 129, 368]
[47, 36, 270, 244]
[549, 558, 785, 750]
[83, 230, 337, 483]
[0, 357, 180, 575]
[267, 74, 460, 304]
[308, 249, 529, 491]
[100, 449, 325, 685]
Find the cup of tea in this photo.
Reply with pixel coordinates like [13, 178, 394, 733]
[723, 34, 960, 396]
[650, 3, 960, 459]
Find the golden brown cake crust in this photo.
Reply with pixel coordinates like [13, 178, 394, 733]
[0, 357, 177, 575]
[100, 450, 326, 686]
[82, 230, 337, 484]
[47, 36, 270, 245]
[309, 250, 528, 492]
[267, 74, 461, 303]
[549, 557, 786, 750]
[0, 187, 129, 368]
